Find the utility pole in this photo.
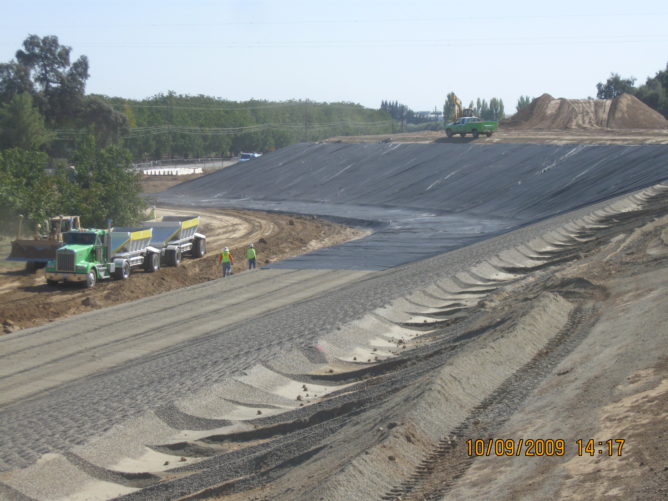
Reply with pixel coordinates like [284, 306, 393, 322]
[303, 100, 309, 142]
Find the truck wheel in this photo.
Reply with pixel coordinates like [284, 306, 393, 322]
[25, 261, 37, 273]
[85, 271, 97, 288]
[167, 248, 182, 267]
[114, 260, 130, 280]
[472, 129, 479, 138]
[446, 129, 453, 138]
[460, 133, 466, 137]
[192, 238, 206, 258]
[144, 252, 160, 272]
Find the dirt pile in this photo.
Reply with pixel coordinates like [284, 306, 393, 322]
[504, 93, 668, 130]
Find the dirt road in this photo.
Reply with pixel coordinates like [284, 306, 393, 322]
[325, 127, 668, 145]
[0, 207, 368, 332]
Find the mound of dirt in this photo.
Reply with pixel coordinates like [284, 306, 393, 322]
[504, 93, 668, 130]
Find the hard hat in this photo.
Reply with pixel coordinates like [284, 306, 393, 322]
[224, 247, 229, 252]
[249, 243, 254, 248]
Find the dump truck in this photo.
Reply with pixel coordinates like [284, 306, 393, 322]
[8, 215, 81, 272]
[445, 116, 497, 138]
[140, 215, 206, 266]
[45, 216, 206, 288]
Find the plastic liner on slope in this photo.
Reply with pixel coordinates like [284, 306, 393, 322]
[159, 143, 668, 270]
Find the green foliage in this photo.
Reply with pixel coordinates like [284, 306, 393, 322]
[108, 94, 392, 160]
[65, 137, 145, 227]
[13, 34, 89, 125]
[443, 92, 458, 123]
[443, 93, 504, 123]
[0, 35, 127, 155]
[635, 62, 668, 119]
[596, 73, 637, 99]
[0, 139, 145, 231]
[487, 98, 504, 121]
[0, 148, 56, 226]
[593, 63, 668, 118]
[0, 93, 53, 150]
[516, 95, 533, 112]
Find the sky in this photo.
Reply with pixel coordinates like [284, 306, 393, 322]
[1, 0, 667, 113]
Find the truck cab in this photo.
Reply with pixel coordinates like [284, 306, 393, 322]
[46, 230, 108, 288]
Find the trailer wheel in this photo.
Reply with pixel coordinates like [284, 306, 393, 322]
[446, 129, 453, 138]
[25, 261, 37, 273]
[192, 238, 206, 258]
[486, 132, 493, 137]
[167, 248, 182, 267]
[46, 279, 58, 286]
[114, 260, 130, 280]
[472, 129, 479, 138]
[85, 271, 97, 288]
[460, 132, 466, 137]
[144, 252, 160, 272]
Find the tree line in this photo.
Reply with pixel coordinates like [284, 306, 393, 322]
[596, 63, 668, 118]
[443, 92, 506, 123]
[0, 34, 395, 233]
[0, 35, 143, 232]
[110, 94, 393, 160]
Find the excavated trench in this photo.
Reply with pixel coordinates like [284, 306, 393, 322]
[103, 183, 668, 500]
[1, 141, 667, 500]
[160, 142, 668, 270]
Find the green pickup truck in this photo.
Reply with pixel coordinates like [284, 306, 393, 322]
[445, 117, 497, 138]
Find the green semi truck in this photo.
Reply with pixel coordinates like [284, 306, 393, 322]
[45, 215, 206, 288]
[445, 116, 497, 138]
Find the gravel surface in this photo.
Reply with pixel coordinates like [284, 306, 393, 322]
[1, 141, 666, 500]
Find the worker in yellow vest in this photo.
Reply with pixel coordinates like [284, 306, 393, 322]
[219, 247, 234, 277]
[247, 243, 257, 270]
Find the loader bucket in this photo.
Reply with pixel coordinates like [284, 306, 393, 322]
[7, 240, 63, 263]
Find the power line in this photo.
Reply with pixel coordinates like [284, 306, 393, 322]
[78, 35, 668, 49]
[51, 120, 394, 140]
[109, 101, 367, 112]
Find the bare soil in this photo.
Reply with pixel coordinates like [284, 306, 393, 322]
[503, 93, 668, 130]
[0, 175, 369, 333]
[326, 127, 668, 145]
[202, 189, 668, 501]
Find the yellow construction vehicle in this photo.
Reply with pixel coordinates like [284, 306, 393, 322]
[8, 215, 81, 272]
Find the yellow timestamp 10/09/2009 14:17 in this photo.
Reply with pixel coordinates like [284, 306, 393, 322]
[465, 438, 625, 457]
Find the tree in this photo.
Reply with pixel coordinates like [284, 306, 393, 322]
[0, 61, 34, 103]
[596, 73, 636, 99]
[79, 96, 129, 147]
[488, 98, 504, 121]
[635, 62, 668, 119]
[13, 34, 89, 123]
[443, 92, 458, 123]
[0, 148, 57, 227]
[516, 95, 533, 112]
[0, 92, 53, 150]
[66, 136, 146, 227]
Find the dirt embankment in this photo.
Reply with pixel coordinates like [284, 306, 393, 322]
[200, 188, 668, 501]
[0, 205, 368, 333]
[325, 127, 668, 146]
